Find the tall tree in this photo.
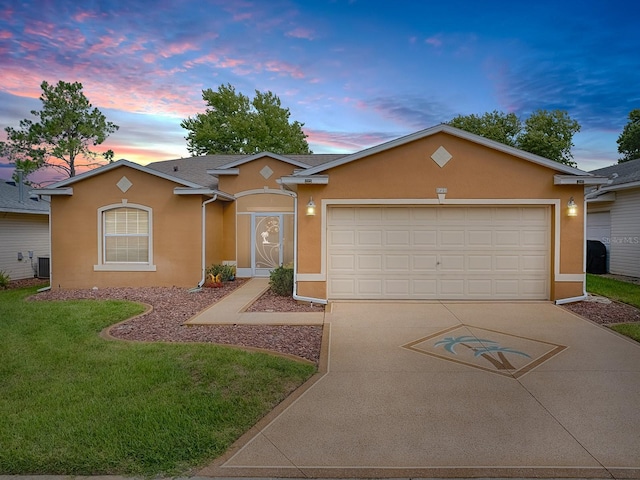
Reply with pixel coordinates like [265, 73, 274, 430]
[448, 110, 522, 147]
[0, 80, 118, 182]
[181, 84, 311, 155]
[448, 109, 580, 167]
[616, 109, 640, 163]
[518, 110, 580, 167]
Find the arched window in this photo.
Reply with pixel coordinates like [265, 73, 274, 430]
[94, 203, 156, 271]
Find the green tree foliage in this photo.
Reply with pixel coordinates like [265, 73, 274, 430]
[0, 81, 119, 182]
[181, 83, 312, 155]
[517, 110, 580, 167]
[448, 109, 581, 167]
[616, 109, 640, 163]
[448, 111, 522, 147]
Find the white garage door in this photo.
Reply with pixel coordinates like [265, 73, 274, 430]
[327, 206, 550, 300]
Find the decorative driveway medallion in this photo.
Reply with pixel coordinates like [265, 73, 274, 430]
[402, 325, 566, 378]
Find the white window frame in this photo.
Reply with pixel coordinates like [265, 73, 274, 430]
[94, 202, 156, 271]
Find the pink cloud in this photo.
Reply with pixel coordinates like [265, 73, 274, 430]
[85, 35, 125, 56]
[73, 10, 99, 23]
[142, 52, 156, 63]
[264, 60, 305, 79]
[160, 41, 199, 58]
[305, 129, 395, 153]
[0, 30, 12, 39]
[24, 21, 86, 51]
[286, 27, 315, 40]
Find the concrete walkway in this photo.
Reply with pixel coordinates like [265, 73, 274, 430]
[200, 301, 640, 479]
[185, 278, 325, 326]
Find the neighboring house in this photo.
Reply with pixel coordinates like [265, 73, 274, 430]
[36, 124, 606, 303]
[586, 157, 640, 277]
[0, 180, 50, 280]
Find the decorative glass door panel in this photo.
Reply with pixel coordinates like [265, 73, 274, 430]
[252, 214, 283, 276]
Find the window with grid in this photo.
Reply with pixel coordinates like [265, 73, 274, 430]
[103, 207, 149, 263]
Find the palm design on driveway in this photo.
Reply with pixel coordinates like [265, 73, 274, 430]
[434, 335, 530, 370]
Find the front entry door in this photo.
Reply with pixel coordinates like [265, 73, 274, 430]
[252, 214, 283, 277]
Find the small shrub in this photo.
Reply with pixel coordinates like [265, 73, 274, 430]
[206, 264, 236, 282]
[0, 270, 9, 289]
[269, 265, 294, 296]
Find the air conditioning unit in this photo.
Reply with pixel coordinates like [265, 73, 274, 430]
[37, 257, 50, 279]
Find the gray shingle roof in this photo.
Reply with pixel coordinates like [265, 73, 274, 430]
[0, 181, 50, 214]
[145, 153, 348, 188]
[590, 157, 640, 186]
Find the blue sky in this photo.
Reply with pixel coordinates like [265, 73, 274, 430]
[1, 0, 638, 183]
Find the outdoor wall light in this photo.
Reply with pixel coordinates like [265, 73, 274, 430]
[306, 197, 316, 216]
[567, 196, 578, 217]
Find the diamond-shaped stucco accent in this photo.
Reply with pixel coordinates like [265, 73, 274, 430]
[116, 176, 133, 193]
[260, 165, 274, 179]
[431, 146, 452, 168]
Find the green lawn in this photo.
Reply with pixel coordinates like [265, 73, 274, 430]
[586, 274, 640, 309]
[587, 274, 640, 343]
[0, 287, 315, 476]
[610, 323, 640, 342]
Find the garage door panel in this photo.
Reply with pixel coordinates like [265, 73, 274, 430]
[468, 255, 492, 271]
[413, 255, 437, 271]
[495, 279, 519, 295]
[440, 254, 464, 271]
[412, 208, 438, 221]
[358, 230, 382, 245]
[413, 279, 437, 295]
[495, 255, 519, 271]
[468, 279, 492, 295]
[495, 230, 520, 246]
[386, 279, 410, 294]
[330, 230, 355, 246]
[358, 279, 382, 295]
[385, 254, 410, 271]
[330, 278, 355, 296]
[327, 206, 549, 300]
[330, 207, 355, 222]
[439, 208, 466, 221]
[522, 279, 547, 296]
[386, 230, 410, 245]
[522, 255, 547, 271]
[413, 230, 437, 246]
[357, 208, 382, 222]
[384, 207, 410, 222]
[440, 230, 465, 245]
[358, 254, 382, 271]
[440, 279, 465, 295]
[329, 254, 355, 270]
[522, 230, 548, 247]
[468, 230, 493, 246]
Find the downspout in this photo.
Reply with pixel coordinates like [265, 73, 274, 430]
[292, 193, 328, 305]
[198, 195, 218, 287]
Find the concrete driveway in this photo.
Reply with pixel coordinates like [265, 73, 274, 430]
[201, 301, 640, 479]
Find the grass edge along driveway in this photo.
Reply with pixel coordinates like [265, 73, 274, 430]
[0, 287, 315, 476]
[587, 273, 640, 342]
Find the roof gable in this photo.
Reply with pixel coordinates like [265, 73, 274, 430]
[294, 124, 593, 177]
[212, 152, 314, 171]
[39, 159, 205, 190]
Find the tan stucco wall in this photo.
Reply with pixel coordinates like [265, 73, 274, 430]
[295, 132, 585, 301]
[51, 165, 208, 288]
[217, 157, 299, 194]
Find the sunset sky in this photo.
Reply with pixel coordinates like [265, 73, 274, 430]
[1, 0, 638, 184]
